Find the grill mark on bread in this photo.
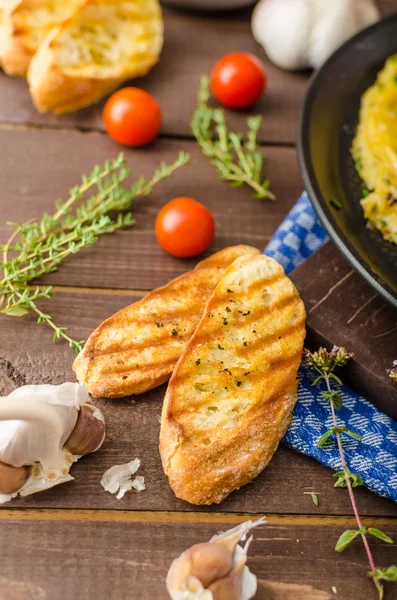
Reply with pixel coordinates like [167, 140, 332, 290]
[74, 245, 260, 397]
[160, 254, 306, 505]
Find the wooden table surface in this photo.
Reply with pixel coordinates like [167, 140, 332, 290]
[1, 3, 397, 600]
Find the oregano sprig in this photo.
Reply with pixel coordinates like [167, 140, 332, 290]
[0, 152, 189, 352]
[191, 76, 275, 200]
[304, 346, 397, 599]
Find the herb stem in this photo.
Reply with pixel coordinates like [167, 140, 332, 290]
[325, 373, 381, 597]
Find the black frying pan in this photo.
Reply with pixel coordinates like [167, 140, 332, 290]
[298, 14, 397, 308]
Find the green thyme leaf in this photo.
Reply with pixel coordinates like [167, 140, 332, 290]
[333, 467, 363, 488]
[367, 529, 394, 544]
[335, 529, 361, 552]
[368, 566, 397, 582]
[0, 153, 188, 352]
[329, 198, 342, 210]
[191, 76, 275, 200]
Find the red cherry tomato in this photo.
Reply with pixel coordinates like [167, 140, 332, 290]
[210, 52, 267, 109]
[155, 197, 215, 258]
[103, 87, 162, 147]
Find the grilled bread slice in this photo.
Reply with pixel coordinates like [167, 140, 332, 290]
[0, 0, 80, 76]
[160, 254, 306, 505]
[0, 0, 21, 69]
[28, 0, 163, 113]
[73, 246, 260, 399]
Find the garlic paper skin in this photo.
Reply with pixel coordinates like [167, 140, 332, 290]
[101, 459, 145, 499]
[0, 382, 105, 504]
[252, 0, 380, 71]
[166, 518, 266, 600]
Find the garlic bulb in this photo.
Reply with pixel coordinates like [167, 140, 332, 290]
[166, 518, 265, 600]
[0, 382, 105, 503]
[252, 0, 380, 71]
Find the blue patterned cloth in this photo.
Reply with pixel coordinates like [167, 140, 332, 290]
[264, 193, 397, 503]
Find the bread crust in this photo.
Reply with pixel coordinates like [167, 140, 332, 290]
[28, 0, 163, 113]
[0, 0, 78, 77]
[160, 254, 306, 505]
[73, 246, 260, 399]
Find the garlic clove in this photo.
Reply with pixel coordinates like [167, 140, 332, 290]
[167, 542, 233, 591]
[166, 518, 266, 600]
[0, 460, 30, 495]
[64, 402, 105, 456]
[208, 559, 244, 600]
[0, 382, 105, 503]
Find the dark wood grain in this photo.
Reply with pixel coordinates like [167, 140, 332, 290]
[0, 15, 307, 144]
[0, 127, 302, 290]
[1, 288, 396, 516]
[0, 517, 396, 600]
[291, 243, 397, 419]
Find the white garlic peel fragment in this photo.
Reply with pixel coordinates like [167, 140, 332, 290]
[252, 0, 380, 71]
[0, 383, 105, 504]
[166, 518, 266, 600]
[100, 459, 145, 500]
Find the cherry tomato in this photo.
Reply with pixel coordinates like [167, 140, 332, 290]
[155, 197, 215, 258]
[210, 52, 267, 109]
[103, 87, 162, 147]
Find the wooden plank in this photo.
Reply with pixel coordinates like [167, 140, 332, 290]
[0, 518, 396, 600]
[0, 15, 307, 144]
[0, 1, 394, 142]
[291, 243, 397, 419]
[0, 509, 396, 527]
[1, 289, 396, 516]
[0, 127, 302, 290]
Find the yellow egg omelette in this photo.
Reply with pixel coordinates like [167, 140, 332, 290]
[352, 54, 397, 245]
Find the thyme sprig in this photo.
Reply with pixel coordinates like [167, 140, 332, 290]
[0, 152, 189, 352]
[304, 346, 397, 599]
[191, 76, 275, 200]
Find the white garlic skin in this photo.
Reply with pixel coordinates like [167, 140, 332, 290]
[252, 0, 380, 71]
[0, 382, 105, 503]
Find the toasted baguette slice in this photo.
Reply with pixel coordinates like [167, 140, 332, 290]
[0, 0, 80, 77]
[73, 246, 260, 399]
[27, 0, 163, 113]
[160, 254, 306, 505]
[0, 0, 22, 69]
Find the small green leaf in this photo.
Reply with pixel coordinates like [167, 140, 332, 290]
[333, 467, 363, 488]
[344, 428, 362, 441]
[3, 306, 29, 317]
[311, 492, 319, 506]
[335, 529, 361, 552]
[329, 373, 343, 385]
[329, 197, 342, 210]
[368, 528, 394, 544]
[368, 566, 397, 582]
[311, 375, 325, 386]
[317, 428, 335, 448]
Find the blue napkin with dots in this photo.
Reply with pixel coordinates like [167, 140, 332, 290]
[264, 192, 397, 503]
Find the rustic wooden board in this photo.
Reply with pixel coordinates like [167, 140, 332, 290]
[291, 243, 397, 419]
[0, 127, 302, 290]
[1, 289, 396, 516]
[0, 517, 396, 600]
[0, 0, 393, 145]
[0, 15, 307, 144]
